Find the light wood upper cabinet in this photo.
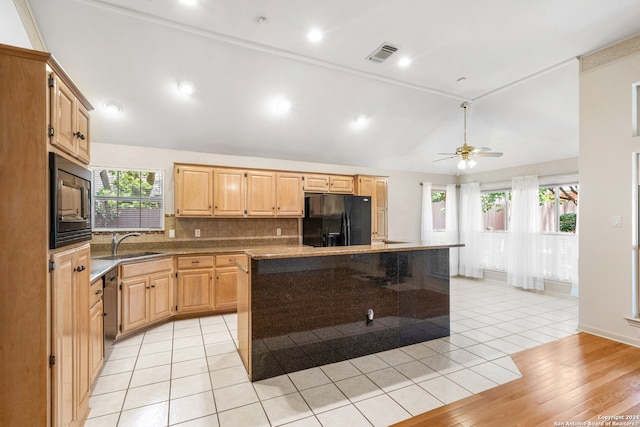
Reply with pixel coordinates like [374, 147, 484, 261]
[303, 174, 329, 192]
[303, 174, 354, 194]
[355, 175, 388, 241]
[51, 243, 91, 427]
[355, 176, 375, 197]
[276, 173, 304, 216]
[214, 168, 246, 216]
[175, 165, 213, 217]
[329, 175, 354, 194]
[49, 72, 91, 164]
[247, 171, 276, 217]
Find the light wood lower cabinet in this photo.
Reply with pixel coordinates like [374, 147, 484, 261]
[51, 243, 91, 427]
[120, 258, 173, 334]
[89, 279, 104, 383]
[176, 254, 241, 315]
[214, 254, 242, 310]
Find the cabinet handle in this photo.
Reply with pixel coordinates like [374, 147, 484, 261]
[229, 258, 236, 262]
[191, 260, 199, 264]
[74, 265, 86, 272]
[73, 131, 86, 140]
[95, 289, 103, 295]
[146, 286, 150, 289]
[151, 285, 155, 288]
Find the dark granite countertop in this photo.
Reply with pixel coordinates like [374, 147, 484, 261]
[244, 241, 463, 260]
[89, 241, 463, 281]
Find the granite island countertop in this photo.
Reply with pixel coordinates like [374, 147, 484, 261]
[90, 241, 463, 281]
[243, 241, 463, 260]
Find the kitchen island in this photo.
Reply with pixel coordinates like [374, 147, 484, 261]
[237, 242, 462, 381]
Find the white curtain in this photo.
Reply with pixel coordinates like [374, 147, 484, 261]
[458, 182, 483, 278]
[508, 175, 544, 290]
[421, 182, 434, 241]
[445, 184, 459, 275]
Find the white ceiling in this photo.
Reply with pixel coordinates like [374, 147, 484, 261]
[23, 0, 640, 174]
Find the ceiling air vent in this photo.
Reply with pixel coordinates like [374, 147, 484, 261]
[366, 43, 398, 63]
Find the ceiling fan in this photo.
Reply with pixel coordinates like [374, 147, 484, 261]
[434, 102, 503, 170]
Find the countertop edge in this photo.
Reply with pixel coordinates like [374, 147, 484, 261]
[90, 242, 463, 281]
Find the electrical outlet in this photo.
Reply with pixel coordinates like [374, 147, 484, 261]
[276, 228, 281, 236]
[195, 229, 201, 237]
[169, 229, 175, 238]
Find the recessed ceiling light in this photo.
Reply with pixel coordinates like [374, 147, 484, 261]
[103, 101, 123, 114]
[276, 98, 292, 112]
[307, 29, 324, 43]
[397, 57, 412, 67]
[353, 114, 369, 127]
[177, 81, 196, 95]
[179, 0, 197, 6]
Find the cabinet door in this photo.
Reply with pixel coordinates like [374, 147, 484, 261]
[75, 245, 91, 415]
[75, 103, 90, 164]
[89, 300, 104, 383]
[51, 74, 76, 156]
[149, 271, 173, 321]
[177, 269, 214, 313]
[374, 178, 388, 240]
[214, 267, 238, 310]
[121, 276, 149, 333]
[303, 174, 329, 192]
[355, 176, 374, 196]
[213, 168, 246, 216]
[329, 176, 354, 194]
[175, 165, 213, 217]
[276, 173, 304, 216]
[247, 171, 276, 216]
[51, 249, 76, 427]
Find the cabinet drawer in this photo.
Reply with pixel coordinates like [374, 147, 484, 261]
[121, 257, 173, 278]
[89, 280, 103, 308]
[177, 255, 215, 270]
[215, 254, 242, 268]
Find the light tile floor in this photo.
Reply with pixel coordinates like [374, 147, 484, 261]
[86, 278, 578, 427]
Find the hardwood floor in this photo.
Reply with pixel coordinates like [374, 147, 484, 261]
[392, 333, 640, 427]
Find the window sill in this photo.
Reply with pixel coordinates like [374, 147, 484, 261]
[625, 317, 640, 329]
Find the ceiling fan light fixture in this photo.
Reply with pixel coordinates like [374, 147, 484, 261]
[457, 158, 476, 170]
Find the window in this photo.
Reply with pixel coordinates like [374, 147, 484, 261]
[431, 191, 446, 231]
[539, 185, 578, 233]
[482, 191, 510, 231]
[92, 168, 164, 230]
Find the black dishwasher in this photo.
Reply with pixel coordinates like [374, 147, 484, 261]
[103, 267, 118, 361]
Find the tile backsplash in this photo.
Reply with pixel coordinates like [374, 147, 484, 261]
[91, 215, 300, 253]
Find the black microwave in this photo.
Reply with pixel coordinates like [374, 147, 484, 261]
[49, 153, 92, 249]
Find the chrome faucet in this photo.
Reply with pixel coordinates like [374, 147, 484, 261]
[111, 232, 142, 256]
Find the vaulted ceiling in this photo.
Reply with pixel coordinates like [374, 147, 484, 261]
[15, 1, 640, 173]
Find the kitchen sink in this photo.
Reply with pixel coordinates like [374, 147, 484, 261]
[98, 251, 164, 260]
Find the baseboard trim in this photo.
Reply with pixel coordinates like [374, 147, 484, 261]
[478, 269, 576, 300]
[578, 323, 640, 349]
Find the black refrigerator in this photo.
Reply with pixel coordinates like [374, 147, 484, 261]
[303, 194, 372, 247]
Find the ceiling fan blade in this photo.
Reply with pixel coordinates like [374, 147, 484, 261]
[475, 152, 503, 157]
[471, 147, 492, 153]
[433, 156, 457, 162]
[437, 152, 458, 156]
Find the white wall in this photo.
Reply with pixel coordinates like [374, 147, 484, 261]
[579, 46, 640, 346]
[91, 143, 454, 242]
[457, 157, 579, 185]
